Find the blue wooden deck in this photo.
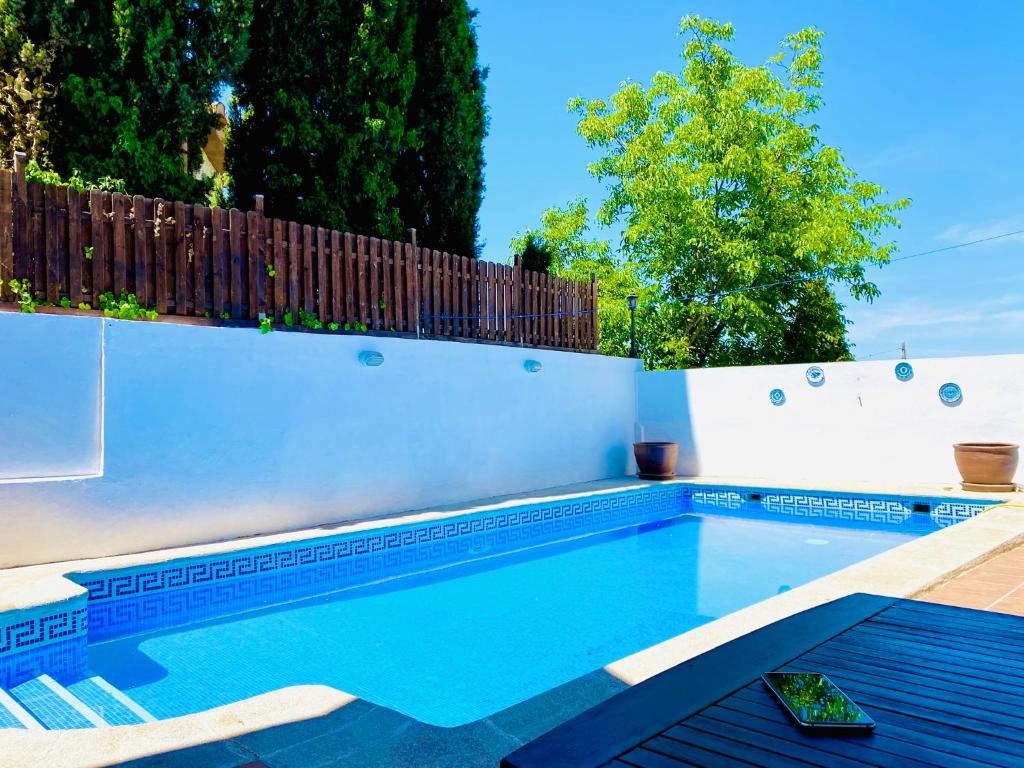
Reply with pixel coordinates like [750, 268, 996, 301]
[502, 594, 1024, 767]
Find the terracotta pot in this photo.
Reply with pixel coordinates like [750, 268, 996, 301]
[634, 442, 679, 480]
[953, 443, 1019, 486]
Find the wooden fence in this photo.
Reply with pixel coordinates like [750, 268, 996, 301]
[0, 152, 598, 351]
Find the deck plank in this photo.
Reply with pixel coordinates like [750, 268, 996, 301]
[501, 596, 1024, 768]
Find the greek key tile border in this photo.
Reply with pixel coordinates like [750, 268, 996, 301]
[0, 599, 88, 661]
[73, 484, 690, 605]
[0, 636, 88, 689]
[688, 486, 996, 528]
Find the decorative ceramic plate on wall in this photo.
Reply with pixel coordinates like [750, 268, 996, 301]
[769, 388, 786, 406]
[938, 382, 963, 406]
[805, 366, 825, 387]
[894, 362, 914, 382]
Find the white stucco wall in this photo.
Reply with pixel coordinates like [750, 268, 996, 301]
[0, 312, 641, 567]
[4, 308, 1021, 569]
[0, 313, 103, 480]
[636, 356, 1024, 486]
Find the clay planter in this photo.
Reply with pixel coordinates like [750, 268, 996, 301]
[953, 443, 1019, 490]
[634, 442, 679, 480]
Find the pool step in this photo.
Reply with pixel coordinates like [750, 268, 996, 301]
[0, 674, 154, 730]
[0, 687, 43, 729]
[66, 676, 155, 725]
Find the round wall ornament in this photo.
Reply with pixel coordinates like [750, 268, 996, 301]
[769, 388, 786, 406]
[894, 362, 914, 382]
[805, 366, 825, 387]
[938, 382, 963, 406]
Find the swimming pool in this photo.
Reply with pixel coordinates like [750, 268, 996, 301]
[0, 484, 1001, 729]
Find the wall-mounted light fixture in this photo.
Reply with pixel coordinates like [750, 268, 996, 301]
[524, 359, 542, 373]
[359, 351, 384, 367]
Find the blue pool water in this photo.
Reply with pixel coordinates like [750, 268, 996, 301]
[83, 504, 929, 727]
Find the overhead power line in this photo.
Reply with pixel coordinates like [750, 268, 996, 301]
[654, 226, 1024, 304]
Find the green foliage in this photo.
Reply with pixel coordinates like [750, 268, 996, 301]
[395, 1, 487, 256]
[83, 245, 93, 260]
[24, 159, 124, 193]
[537, 16, 907, 368]
[97, 291, 158, 320]
[512, 198, 643, 358]
[230, 1, 485, 251]
[259, 316, 273, 334]
[297, 309, 323, 331]
[328, 321, 340, 332]
[220, 311, 231, 320]
[0, 0, 59, 164]
[78, 302, 90, 310]
[283, 309, 294, 327]
[20, 0, 252, 201]
[4, 277, 36, 312]
[59, 296, 70, 308]
[266, 263, 276, 277]
[230, 0, 417, 236]
[514, 234, 555, 274]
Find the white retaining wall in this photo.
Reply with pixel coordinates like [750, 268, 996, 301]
[0, 312, 641, 567]
[2, 309, 1021, 569]
[636, 356, 1024, 486]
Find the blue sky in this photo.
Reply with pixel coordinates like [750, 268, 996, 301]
[473, 1, 1024, 360]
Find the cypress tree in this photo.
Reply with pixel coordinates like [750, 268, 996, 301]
[228, 0, 417, 236]
[22, 0, 251, 200]
[397, 1, 488, 256]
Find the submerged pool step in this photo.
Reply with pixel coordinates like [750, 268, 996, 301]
[0, 687, 43, 729]
[1, 674, 155, 730]
[66, 676, 156, 726]
[7, 675, 104, 729]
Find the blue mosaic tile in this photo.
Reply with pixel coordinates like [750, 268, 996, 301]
[0, 637, 88, 690]
[66, 677, 147, 726]
[0, 696, 26, 729]
[688, 486, 995, 529]
[0, 603, 88, 660]
[73, 485, 689, 605]
[8, 677, 93, 729]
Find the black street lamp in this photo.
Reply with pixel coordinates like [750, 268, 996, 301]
[627, 294, 638, 358]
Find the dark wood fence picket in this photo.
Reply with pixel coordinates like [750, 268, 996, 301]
[0, 153, 598, 350]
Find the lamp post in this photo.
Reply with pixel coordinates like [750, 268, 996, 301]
[627, 294, 638, 359]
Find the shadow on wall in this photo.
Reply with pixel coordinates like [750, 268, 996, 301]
[634, 371, 700, 476]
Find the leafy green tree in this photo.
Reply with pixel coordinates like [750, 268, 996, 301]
[0, 0, 61, 166]
[396, 0, 487, 256]
[229, 0, 417, 236]
[541, 16, 907, 368]
[516, 234, 554, 274]
[512, 198, 649, 357]
[20, 0, 250, 201]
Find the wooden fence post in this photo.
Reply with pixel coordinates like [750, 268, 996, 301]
[246, 196, 262, 318]
[68, 190, 83, 306]
[11, 152, 27, 287]
[174, 200, 187, 314]
[43, 184, 58, 303]
[591, 272, 599, 350]
[513, 255, 522, 344]
[405, 242, 418, 336]
[252, 195, 266, 319]
[0, 166, 11, 302]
